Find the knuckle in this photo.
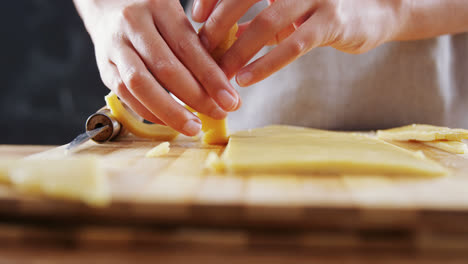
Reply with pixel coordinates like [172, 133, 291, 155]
[145, 38, 163, 55]
[124, 69, 147, 92]
[190, 97, 213, 115]
[220, 47, 243, 71]
[152, 60, 179, 80]
[148, 0, 167, 10]
[256, 8, 281, 30]
[120, 4, 138, 20]
[289, 39, 307, 56]
[175, 37, 196, 56]
[206, 14, 228, 36]
[113, 79, 126, 96]
[197, 68, 218, 88]
[118, 3, 145, 27]
[163, 111, 186, 131]
[206, 14, 220, 28]
[111, 32, 126, 46]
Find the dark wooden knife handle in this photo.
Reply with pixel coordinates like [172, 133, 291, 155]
[85, 106, 128, 143]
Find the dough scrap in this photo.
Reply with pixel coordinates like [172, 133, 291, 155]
[105, 92, 179, 140]
[209, 126, 448, 177]
[423, 141, 467, 154]
[146, 142, 171, 157]
[0, 156, 110, 207]
[377, 124, 468, 141]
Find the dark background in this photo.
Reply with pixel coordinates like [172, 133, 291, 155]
[0, 0, 188, 145]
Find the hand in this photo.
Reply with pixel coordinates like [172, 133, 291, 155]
[74, 0, 241, 136]
[193, 0, 404, 86]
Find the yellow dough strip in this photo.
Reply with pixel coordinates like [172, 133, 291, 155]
[105, 92, 179, 140]
[195, 24, 238, 145]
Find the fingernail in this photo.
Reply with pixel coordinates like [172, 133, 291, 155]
[192, 0, 203, 21]
[200, 34, 211, 51]
[216, 89, 238, 111]
[233, 97, 242, 111]
[236, 71, 253, 86]
[210, 106, 227, 119]
[183, 119, 202, 136]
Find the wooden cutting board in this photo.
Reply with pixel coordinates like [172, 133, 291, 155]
[1, 134, 468, 251]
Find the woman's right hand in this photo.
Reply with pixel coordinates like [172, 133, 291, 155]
[73, 0, 241, 136]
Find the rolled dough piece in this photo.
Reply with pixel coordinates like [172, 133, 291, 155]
[1, 156, 110, 207]
[209, 126, 448, 176]
[423, 141, 467, 154]
[195, 24, 238, 145]
[377, 124, 468, 141]
[146, 142, 171, 157]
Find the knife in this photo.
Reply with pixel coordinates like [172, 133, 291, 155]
[65, 107, 125, 153]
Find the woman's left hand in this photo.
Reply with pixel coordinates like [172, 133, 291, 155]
[193, 0, 406, 86]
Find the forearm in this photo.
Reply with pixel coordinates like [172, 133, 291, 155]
[395, 0, 468, 41]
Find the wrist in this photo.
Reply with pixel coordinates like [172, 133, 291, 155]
[389, 0, 468, 41]
[382, 0, 411, 43]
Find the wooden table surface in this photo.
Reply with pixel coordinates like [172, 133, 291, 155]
[1, 144, 467, 263]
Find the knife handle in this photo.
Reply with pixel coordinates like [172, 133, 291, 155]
[85, 106, 128, 143]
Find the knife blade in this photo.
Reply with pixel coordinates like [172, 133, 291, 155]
[65, 125, 109, 153]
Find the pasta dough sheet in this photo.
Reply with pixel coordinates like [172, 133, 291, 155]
[423, 140, 467, 154]
[377, 124, 468, 141]
[0, 156, 110, 207]
[209, 126, 448, 176]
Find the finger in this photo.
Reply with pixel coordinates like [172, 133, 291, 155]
[191, 0, 218, 23]
[236, 17, 322, 87]
[98, 60, 164, 125]
[152, 3, 240, 111]
[239, 21, 295, 46]
[275, 24, 296, 44]
[111, 45, 202, 136]
[124, 9, 227, 120]
[268, 0, 307, 28]
[294, 13, 310, 28]
[220, 0, 315, 79]
[199, 0, 261, 52]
